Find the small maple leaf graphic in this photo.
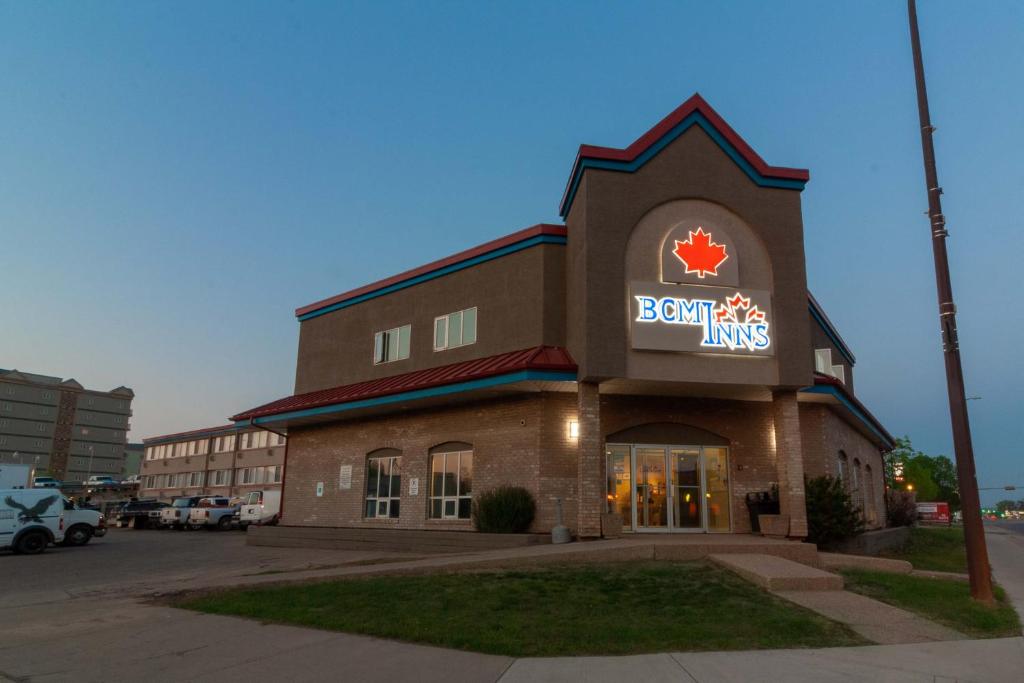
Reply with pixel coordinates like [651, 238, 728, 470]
[672, 227, 728, 278]
[713, 293, 765, 325]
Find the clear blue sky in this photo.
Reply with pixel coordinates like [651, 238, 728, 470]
[2, 2, 1021, 503]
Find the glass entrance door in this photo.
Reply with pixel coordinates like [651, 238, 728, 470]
[635, 447, 668, 529]
[607, 443, 731, 533]
[671, 448, 702, 530]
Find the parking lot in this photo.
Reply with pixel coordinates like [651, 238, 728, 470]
[1, 527, 409, 604]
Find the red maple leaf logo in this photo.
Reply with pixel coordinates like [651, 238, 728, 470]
[714, 293, 766, 324]
[672, 227, 728, 278]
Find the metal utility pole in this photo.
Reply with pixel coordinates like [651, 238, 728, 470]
[907, 0, 994, 604]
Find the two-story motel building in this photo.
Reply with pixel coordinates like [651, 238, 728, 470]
[233, 95, 894, 539]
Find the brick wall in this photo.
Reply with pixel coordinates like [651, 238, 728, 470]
[799, 403, 887, 529]
[281, 394, 573, 533]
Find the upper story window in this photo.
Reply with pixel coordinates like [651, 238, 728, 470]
[214, 434, 236, 453]
[434, 307, 477, 351]
[374, 325, 411, 364]
[241, 430, 269, 450]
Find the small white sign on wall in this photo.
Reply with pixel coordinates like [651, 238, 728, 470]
[316, 481, 324, 497]
[339, 465, 353, 490]
[409, 477, 419, 496]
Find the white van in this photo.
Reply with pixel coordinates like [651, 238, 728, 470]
[1, 489, 65, 554]
[239, 490, 281, 528]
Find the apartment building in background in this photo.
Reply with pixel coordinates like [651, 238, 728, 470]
[139, 424, 286, 501]
[122, 442, 144, 478]
[0, 368, 133, 482]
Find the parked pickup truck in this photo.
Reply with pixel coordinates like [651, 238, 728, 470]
[239, 490, 281, 528]
[159, 496, 203, 530]
[116, 499, 169, 529]
[61, 497, 107, 546]
[187, 497, 238, 530]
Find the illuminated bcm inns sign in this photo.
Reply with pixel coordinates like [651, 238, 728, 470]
[630, 225, 773, 357]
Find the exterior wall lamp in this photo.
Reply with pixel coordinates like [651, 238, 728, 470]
[568, 420, 579, 440]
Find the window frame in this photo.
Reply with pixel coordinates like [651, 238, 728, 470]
[365, 452, 401, 519]
[373, 324, 411, 365]
[433, 307, 478, 351]
[428, 448, 473, 520]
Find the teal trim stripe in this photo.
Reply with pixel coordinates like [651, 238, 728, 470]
[560, 112, 806, 218]
[238, 369, 579, 425]
[800, 385, 893, 448]
[298, 234, 567, 321]
[808, 304, 856, 366]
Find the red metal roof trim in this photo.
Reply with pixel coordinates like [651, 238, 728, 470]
[573, 93, 808, 179]
[232, 346, 577, 421]
[295, 224, 566, 318]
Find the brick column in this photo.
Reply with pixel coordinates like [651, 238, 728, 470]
[576, 381, 604, 538]
[772, 390, 808, 539]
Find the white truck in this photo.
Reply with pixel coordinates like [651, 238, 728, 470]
[186, 497, 238, 530]
[1, 489, 65, 554]
[239, 490, 281, 528]
[61, 497, 107, 546]
[0, 464, 33, 490]
[159, 496, 203, 530]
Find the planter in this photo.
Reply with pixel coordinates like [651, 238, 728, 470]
[745, 492, 780, 533]
[758, 514, 790, 538]
[601, 513, 623, 539]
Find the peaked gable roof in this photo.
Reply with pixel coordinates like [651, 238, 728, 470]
[559, 93, 809, 218]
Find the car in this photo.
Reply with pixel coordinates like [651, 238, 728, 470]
[61, 497, 106, 546]
[187, 497, 239, 530]
[32, 476, 62, 489]
[82, 475, 119, 487]
[158, 496, 203, 530]
[1, 488, 65, 554]
[116, 499, 169, 528]
[120, 474, 141, 485]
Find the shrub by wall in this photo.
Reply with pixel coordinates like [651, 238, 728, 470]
[473, 486, 537, 533]
[886, 489, 919, 527]
[805, 475, 865, 548]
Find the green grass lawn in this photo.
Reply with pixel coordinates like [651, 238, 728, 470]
[179, 562, 866, 656]
[842, 569, 1021, 639]
[879, 526, 967, 573]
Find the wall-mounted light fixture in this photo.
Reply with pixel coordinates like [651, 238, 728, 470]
[568, 420, 579, 440]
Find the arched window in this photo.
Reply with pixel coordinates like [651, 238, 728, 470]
[429, 442, 473, 520]
[365, 448, 401, 519]
[851, 458, 863, 513]
[836, 451, 848, 484]
[864, 464, 876, 524]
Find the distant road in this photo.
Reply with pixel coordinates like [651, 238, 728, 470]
[988, 519, 1024, 536]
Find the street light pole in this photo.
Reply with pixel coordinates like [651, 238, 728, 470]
[907, 0, 993, 604]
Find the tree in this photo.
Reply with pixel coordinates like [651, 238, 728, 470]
[995, 500, 1017, 514]
[884, 436, 960, 510]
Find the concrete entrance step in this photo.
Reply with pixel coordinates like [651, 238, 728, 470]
[710, 553, 843, 591]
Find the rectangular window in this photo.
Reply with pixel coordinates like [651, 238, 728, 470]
[270, 465, 283, 483]
[434, 307, 477, 351]
[373, 325, 411, 364]
[211, 469, 231, 486]
[365, 455, 401, 519]
[188, 471, 204, 487]
[429, 450, 472, 519]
